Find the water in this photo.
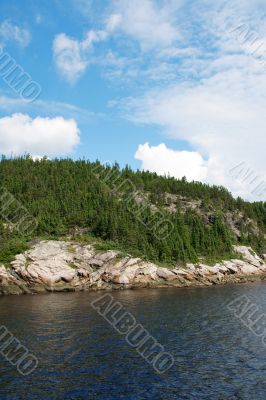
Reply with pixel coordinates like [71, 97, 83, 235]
[0, 283, 266, 399]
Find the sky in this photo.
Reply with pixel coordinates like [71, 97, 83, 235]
[0, 0, 266, 201]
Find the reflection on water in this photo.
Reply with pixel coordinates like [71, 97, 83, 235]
[0, 283, 266, 399]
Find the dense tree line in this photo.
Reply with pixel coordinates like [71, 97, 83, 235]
[0, 156, 265, 266]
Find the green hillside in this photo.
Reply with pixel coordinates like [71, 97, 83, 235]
[0, 156, 265, 266]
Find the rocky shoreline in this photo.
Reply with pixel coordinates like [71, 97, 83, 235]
[0, 240, 265, 295]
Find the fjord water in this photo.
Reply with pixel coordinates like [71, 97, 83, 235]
[0, 284, 266, 399]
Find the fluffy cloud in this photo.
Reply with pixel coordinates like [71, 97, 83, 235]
[129, 62, 266, 199]
[106, 14, 122, 32]
[108, 0, 180, 50]
[53, 30, 107, 83]
[0, 114, 80, 156]
[135, 143, 208, 182]
[0, 20, 31, 48]
[53, 33, 89, 83]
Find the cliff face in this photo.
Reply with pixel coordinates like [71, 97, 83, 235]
[0, 241, 265, 295]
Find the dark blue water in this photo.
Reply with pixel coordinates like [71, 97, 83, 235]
[0, 283, 266, 399]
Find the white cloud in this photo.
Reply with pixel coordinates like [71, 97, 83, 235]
[135, 143, 208, 182]
[0, 21, 31, 48]
[108, 0, 180, 50]
[53, 29, 108, 83]
[128, 62, 266, 199]
[106, 14, 122, 32]
[73, 0, 93, 16]
[31, 155, 50, 161]
[0, 94, 101, 123]
[53, 33, 89, 83]
[0, 114, 80, 156]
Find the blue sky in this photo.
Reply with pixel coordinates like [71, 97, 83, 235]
[0, 0, 194, 167]
[0, 0, 266, 200]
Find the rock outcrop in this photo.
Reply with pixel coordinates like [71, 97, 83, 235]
[0, 241, 265, 295]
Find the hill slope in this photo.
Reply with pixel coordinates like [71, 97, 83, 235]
[0, 156, 265, 266]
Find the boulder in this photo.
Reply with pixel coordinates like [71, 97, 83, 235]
[223, 261, 239, 274]
[238, 263, 260, 275]
[234, 246, 262, 267]
[156, 268, 176, 281]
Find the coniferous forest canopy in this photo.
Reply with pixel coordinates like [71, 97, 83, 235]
[0, 156, 265, 266]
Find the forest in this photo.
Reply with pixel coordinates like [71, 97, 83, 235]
[0, 156, 265, 266]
